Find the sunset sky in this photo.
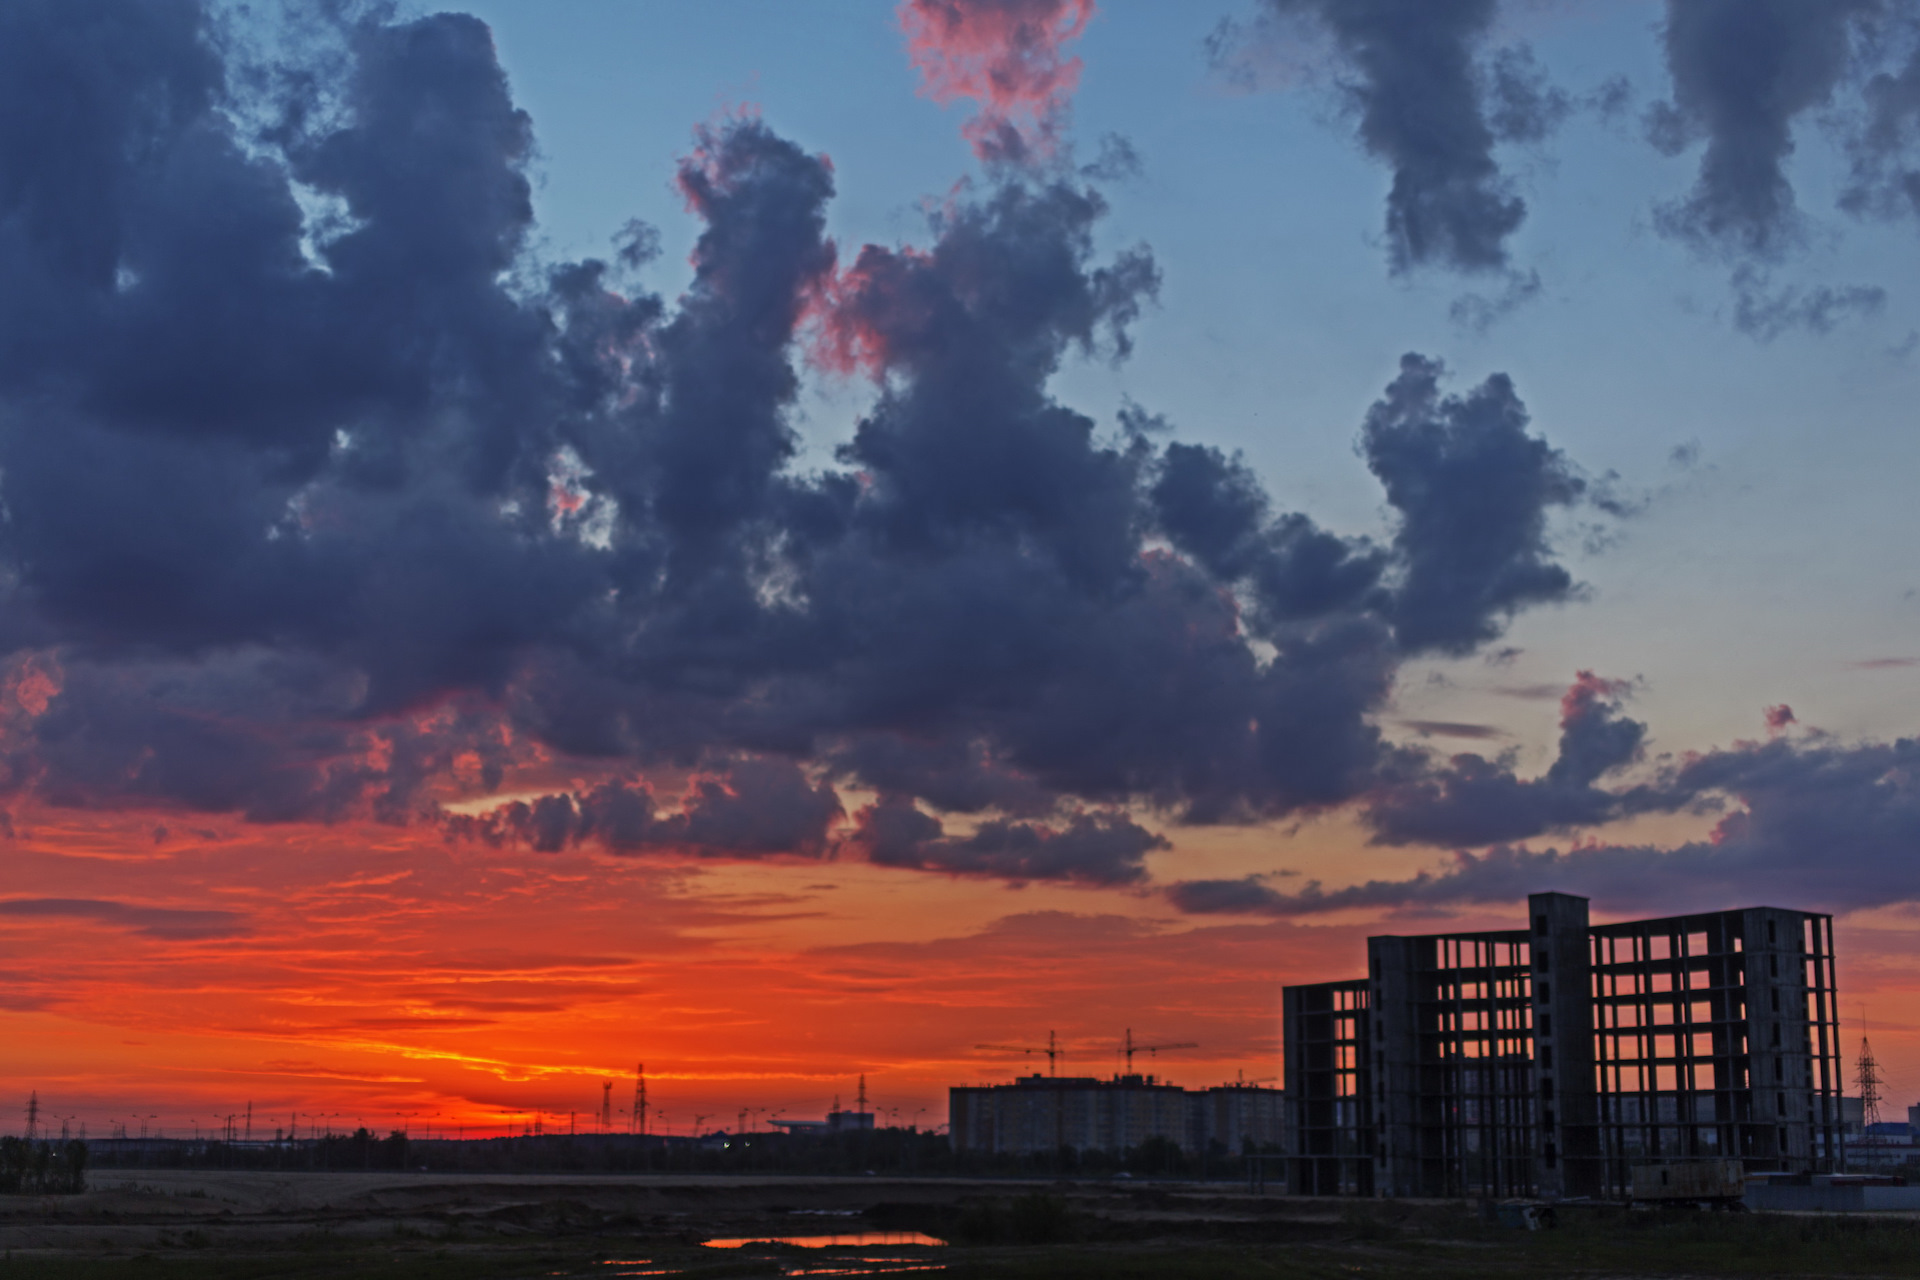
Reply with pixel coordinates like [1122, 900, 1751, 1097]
[5, 0, 1920, 1141]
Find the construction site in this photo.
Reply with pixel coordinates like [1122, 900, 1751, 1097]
[1283, 891, 1857, 1200]
[949, 1031, 1282, 1161]
[9, 895, 1920, 1277]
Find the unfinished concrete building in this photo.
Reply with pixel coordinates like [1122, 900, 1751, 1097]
[1282, 892, 1844, 1199]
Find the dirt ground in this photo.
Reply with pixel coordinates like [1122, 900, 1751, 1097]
[7, 1169, 1920, 1278]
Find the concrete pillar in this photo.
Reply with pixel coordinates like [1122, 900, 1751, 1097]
[1530, 892, 1599, 1198]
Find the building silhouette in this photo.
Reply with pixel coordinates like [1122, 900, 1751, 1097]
[949, 1075, 1283, 1157]
[1283, 892, 1843, 1198]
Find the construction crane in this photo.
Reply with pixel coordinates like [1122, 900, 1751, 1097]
[976, 1030, 1066, 1076]
[1233, 1070, 1277, 1086]
[1121, 1029, 1198, 1075]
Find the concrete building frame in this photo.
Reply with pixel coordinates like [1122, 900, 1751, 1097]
[1283, 893, 1844, 1199]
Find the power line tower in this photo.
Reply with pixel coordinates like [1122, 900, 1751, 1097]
[25, 1091, 38, 1141]
[856, 1074, 868, 1116]
[1858, 1034, 1883, 1130]
[631, 1063, 646, 1137]
[601, 1081, 613, 1131]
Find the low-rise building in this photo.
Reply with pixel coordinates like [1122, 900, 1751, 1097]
[949, 1074, 1283, 1156]
[768, 1109, 874, 1135]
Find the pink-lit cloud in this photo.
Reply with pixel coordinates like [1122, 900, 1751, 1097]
[899, 0, 1094, 164]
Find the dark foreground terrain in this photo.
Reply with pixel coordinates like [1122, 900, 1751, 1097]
[5, 1170, 1920, 1278]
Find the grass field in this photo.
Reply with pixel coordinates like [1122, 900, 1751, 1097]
[7, 1170, 1920, 1277]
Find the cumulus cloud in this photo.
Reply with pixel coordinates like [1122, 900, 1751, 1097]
[1360, 354, 1587, 655]
[850, 795, 1166, 886]
[447, 758, 845, 859]
[1366, 670, 1662, 847]
[1172, 707, 1920, 920]
[1647, 0, 1874, 258]
[1210, 0, 1567, 274]
[0, 0, 1619, 889]
[899, 0, 1094, 165]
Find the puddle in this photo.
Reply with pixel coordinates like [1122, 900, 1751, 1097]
[781, 1265, 945, 1277]
[703, 1232, 946, 1249]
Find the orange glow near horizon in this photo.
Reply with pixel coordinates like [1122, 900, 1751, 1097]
[4, 803, 1920, 1139]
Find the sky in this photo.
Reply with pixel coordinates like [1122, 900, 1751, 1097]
[4, 0, 1920, 1140]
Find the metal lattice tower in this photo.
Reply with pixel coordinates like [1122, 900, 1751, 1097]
[632, 1063, 646, 1136]
[601, 1081, 613, 1131]
[24, 1091, 38, 1141]
[1857, 1035, 1883, 1130]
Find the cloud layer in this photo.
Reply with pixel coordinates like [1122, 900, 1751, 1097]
[0, 0, 1618, 889]
[1171, 683, 1920, 919]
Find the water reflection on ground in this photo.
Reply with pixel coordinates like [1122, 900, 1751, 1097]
[702, 1231, 947, 1248]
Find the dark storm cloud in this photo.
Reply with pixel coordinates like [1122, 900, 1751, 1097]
[1164, 874, 1297, 915]
[449, 757, 844, 858]
[851, 796, 1167, 886]
[828, 735, 1060, 818]
[1367, 671, 1662, 846]
[1148, 442, 1387, 627]
[1172, 708, 1920, 919]
[1648, 0, 1874, 258]
[0, 0, 1614, 883]
[2, 653, 523, 826]
[1146, 351, 1592, 664]
[0, 897, 247, 939]
[643, 121, 838, 569]
[0, 1, 595, 713]
[1361, 354, 1586, 655]
[1211, 0, 1566, 274]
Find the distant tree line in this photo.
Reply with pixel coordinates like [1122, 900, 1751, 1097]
[90, 1127, 413, 1173]
[0, 1137, 87, 1194]
[86, 1126, 1277, 1180]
